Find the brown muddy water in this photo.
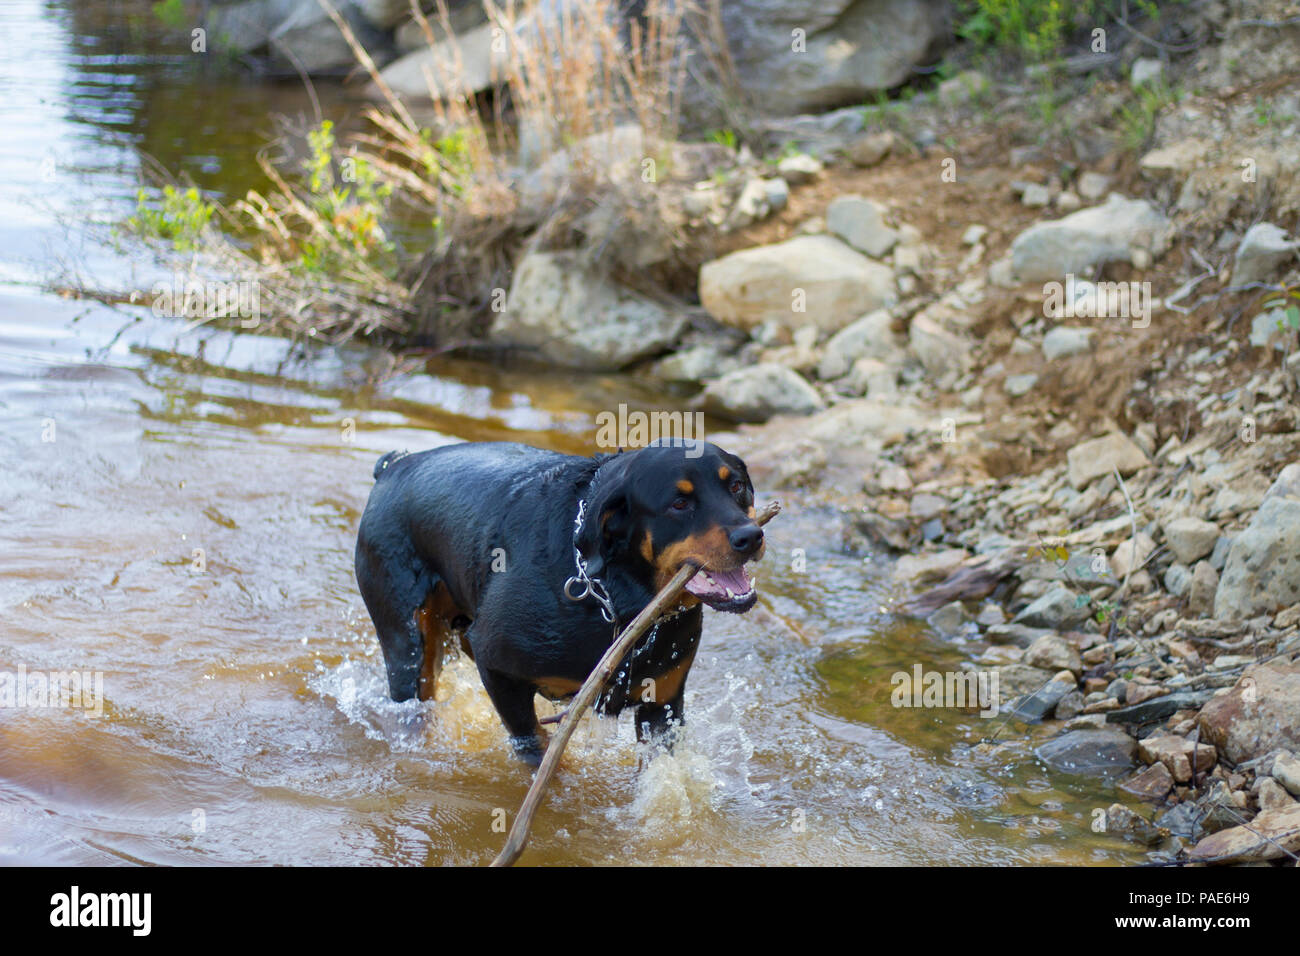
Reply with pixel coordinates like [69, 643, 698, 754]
[0, 0, 1144, 865]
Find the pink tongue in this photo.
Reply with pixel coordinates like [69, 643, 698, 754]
[685, 565, 752, 599]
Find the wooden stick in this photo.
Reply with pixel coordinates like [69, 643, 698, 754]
[490, 499, 781, 867]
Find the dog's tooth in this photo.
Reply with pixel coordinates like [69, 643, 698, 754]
[725, 587, 734, 598]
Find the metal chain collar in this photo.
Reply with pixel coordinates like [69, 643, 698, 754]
[563, 497, 618, 625]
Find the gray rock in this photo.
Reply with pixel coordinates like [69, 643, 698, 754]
[1215, 496, 1300, 620]
[1188, 561, 1219, 617]
[908, 312, 971, 389]
[776, 153, 823, 185]
[1164, 562, 1193, 597]
[1035, 728, 1138, 775]
[1273, 751, 1300, 796]
[697, 363, 825, 422]
[699, 235, 896, 335]
[1104, 690, 1214, 725]
[1066, 431, 1149, 489]
[1155, 802, 1204, 843]
[1020, 183, 1051, 208]
[1106, 803, 1162, 844]
[695, 0, 951, 117]
[817, 309, 904, 380]
[1076, 171, 1111, 202]
[1266, 463, 1300, 502]
[1130, 57, 1164, 87]
[1024, 634, 1083, 674]
[986, 623, 1052, 648]
[495, 251, 685, 369]
[207, 0, 301, 53]
[1209, 535, 1233, 571]
[1014, 585, 1093, 629]
[937, 70, 990, 107]
[1188, 804, 1300, 863]
[910, 493, 947, 521]
[1042, 325, 1094, 360]
[928, 601, 971, 637]
[990, 663, 1059, 698]
[1004, 373, 1038, 397]
[845, 130, 896, 167]
[270, 1, 385, 73]
[1197, 663, 1300, 764]
[1009, 194, 1170, 283]
[826, 196, 900, 258]
[1055, 690, 1087, 720]
[1008, 674, 1075, 722]
[356, 0, 417, 29]
[1233, 222, 1299, 286]
[651, 345, 738, 383]
[1163, 516, 1220, 565]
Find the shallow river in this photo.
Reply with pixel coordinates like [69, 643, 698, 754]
[0, 0, 1141, 865]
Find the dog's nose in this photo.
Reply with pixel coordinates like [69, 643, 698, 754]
[729, 524, 763, 556]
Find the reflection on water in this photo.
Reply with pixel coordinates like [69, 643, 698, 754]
[0, 0, 1145, 865]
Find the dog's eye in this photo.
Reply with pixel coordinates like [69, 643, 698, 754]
[670, 496, 690, 511]
[729, 479, 744, 496]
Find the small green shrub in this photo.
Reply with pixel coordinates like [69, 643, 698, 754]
[127, 184, 214, 251]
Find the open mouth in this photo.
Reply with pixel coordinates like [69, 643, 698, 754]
[684, 564, 758, 613]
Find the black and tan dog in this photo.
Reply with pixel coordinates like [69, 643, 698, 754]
[354, 439, 764, 763]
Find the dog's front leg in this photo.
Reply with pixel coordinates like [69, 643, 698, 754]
[634, 686, 685, 750]
[477, 663, 546, 765]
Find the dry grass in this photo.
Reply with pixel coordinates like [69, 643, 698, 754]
[167, 0, 702, 347]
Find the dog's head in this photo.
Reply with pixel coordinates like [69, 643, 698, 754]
[576, 439, 764, 613]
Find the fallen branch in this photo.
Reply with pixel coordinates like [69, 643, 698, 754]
[491, 498, 782, 867]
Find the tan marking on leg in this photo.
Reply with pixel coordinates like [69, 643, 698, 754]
[642, 646, 699, 703]
[415, 582, 462, 701]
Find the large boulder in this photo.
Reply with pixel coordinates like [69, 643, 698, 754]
[1215, 495, 1300, 620]
[375, 18, 518, 98]
[688, 0, 950, 117]
[699, 235, 896, 335]
[492, 251, 685, 369]
[1009, 194, 1171, 282]
[206, 0, 400, 72]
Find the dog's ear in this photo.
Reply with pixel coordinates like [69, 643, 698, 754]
[576, 467, 633, 580]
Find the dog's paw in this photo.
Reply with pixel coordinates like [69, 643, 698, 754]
[508, 734, 546, 766]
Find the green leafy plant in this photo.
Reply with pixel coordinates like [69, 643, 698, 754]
[703, 128, 737, 150]
[152, 0, 187, 29]
[956, 0, 1072, 61]
[1026, 529, 1129, 630]
[127, 184, 214, 251]
[297, 120, 394, 275]
[1265, 287, 1300, 332]
[1117, 79, 1177, 153]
